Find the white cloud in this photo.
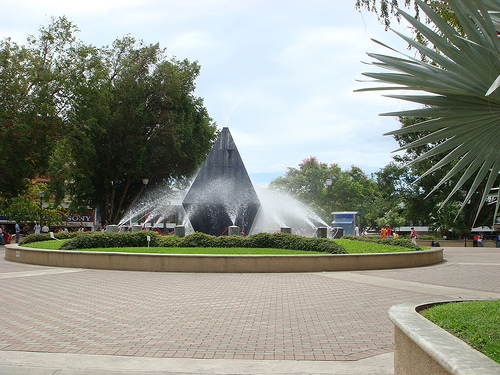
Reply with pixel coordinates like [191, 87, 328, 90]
[0, 0, 417, 185]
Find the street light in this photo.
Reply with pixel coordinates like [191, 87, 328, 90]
[39, 191, 44, 225]
[325, 178, 333, 213]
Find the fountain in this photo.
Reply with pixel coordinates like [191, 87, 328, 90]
[182, 127, 260, 236]
[119, 127, 333, 237]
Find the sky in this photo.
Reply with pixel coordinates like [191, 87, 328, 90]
[0, 0, 416, 186]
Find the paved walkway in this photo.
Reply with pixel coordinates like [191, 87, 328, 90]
[1, 245, 499, 374]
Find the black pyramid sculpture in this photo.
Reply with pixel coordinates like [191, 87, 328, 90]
[182, 127, 261, 236]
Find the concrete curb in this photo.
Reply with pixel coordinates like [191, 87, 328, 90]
[5, 244, 443, 272]
[0, 351, 394, 375]
[388, 300, 500, 375]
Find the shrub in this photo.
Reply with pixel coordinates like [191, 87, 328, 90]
[20, 232, 79, 245]
[57, 231, 346, 254]
[215, 235, 249, 248]
[342, 235, 420, 251]
[60, 231, 162, 250]
[177, 232, 219, 247]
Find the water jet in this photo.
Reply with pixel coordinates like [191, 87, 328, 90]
[120, 127, 332, 237]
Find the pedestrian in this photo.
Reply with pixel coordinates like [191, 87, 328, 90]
[0, 225, 3, 245]
[381, 226, 387, 238]
[354, 224, 360, 236]
[478, 234, 484, 247]
[1, 225, 11, 244]
[34, 222, 41, 234]
[41, 223, 49, 233]
[386, 225, 392, 238]
[410, 227, 418, 245]
[496, 234, 500, 248]
[15, 221, 21, 243]
[473, 234, 478, 247]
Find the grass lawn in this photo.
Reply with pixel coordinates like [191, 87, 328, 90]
[335, 238, 418, 253]
[22, 240, 325, 254]
[23, 238, 418, 254]
[421, 300, 500, 364]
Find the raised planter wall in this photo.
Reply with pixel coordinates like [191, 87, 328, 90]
[5, 245, 443, 273]
[389, 301, 500, 375]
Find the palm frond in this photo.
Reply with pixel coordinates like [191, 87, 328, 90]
[357, 0, 500, 225]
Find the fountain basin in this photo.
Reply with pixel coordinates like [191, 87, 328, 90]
[5, 245, 443, 273]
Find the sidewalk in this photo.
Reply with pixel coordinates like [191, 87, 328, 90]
[1, 246, 499, 374]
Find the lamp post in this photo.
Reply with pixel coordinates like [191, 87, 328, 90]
[39, 191, 44, 225]
[140, 178, 149, 228]
[325, 178, 333, 212]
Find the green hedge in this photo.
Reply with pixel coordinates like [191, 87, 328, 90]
[342, 235, 421, 251]
[59, 231, 164, 250]
[20, 232, 79, 245]
[58, 231, 346, 254]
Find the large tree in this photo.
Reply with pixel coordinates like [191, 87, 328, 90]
[269, 157, 380, 227]
[58, 36, 217, 223]
[358, 0, 500, 227]
[0, 17, 78, 197]
[376, 117, 494, 234]
[1, 17, 217, 224]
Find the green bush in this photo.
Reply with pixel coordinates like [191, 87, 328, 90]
[60, 231, 162, 250]
[342, 235, 421, 251]
[246, 232, 346, 253]
[58, 231, 346, 254]
[213, 235, 249, 248]
[20, 232, 79, 245]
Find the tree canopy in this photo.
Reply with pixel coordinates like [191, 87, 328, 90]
[269, 157, 381, 228]
[0, 17, 76, 197]
[0, 17, 217, 224]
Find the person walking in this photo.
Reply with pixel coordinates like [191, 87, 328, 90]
[478, 234, 484, 247]
[34, 222, 41, 234]
[473, 234, 478, 247]
[354, 224, 360, 236]
[381, 226, 387, 238]
[410, 227, 418, 245]
[15, 222, 20, 243]
[386, 225, 392, 238]
[496, 234, 500, 248]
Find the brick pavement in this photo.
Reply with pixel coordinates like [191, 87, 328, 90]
[359, 247, 500, 293]
[0, 246, 499, 368]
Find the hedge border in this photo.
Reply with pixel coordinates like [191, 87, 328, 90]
[29, 231, 348, 254]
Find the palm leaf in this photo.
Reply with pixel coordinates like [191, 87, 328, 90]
[357, 0, 500, 225]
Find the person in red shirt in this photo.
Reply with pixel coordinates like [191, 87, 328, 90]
[386, 225, 392, 238]
[410, 227, 419, 244]
[473, 234, 478, 247]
